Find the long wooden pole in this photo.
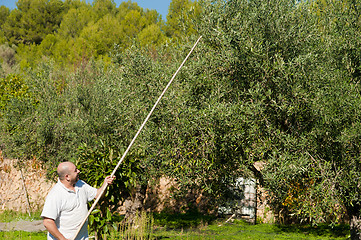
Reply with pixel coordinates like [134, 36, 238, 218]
[71, 36, 202, 240]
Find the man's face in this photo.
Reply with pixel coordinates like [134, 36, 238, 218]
[67, 163, 80, 185]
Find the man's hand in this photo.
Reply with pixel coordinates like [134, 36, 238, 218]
[105, 176, 115, 185]
[96, 176, 116, 199]
[43, 217, 69, 240]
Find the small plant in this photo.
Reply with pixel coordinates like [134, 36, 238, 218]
[116, 211, 154, 240]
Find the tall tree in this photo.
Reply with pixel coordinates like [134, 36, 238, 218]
[195, 0, 361, 238]
[57, 3, 94, 39]
[138, 23, 167, 47]
[79, 13, 123, 57]
[309, 0, 361, 238]
[0, 6, 10, 43]
[165, 0, 201, 39]
[0, 6, 10, 29]
[2, 0, 65, 45]
[92, 0, 117, 20]
[117, 0, 143, 20]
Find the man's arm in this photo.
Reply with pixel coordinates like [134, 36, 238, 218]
[95, 176, 115, 199]
[43, 217, 68, 240]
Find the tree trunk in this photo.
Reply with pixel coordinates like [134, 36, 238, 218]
[350, 215, 361, 240]
[124, 183, 147, 224]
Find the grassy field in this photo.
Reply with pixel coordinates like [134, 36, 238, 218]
[151, 220, 349, 239]
[0, 210, 43, 222]
[0, 231, 46, 240]
[0, 211, 350, 240]
[0, 222, 350, 240]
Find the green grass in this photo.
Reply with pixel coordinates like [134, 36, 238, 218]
[153, 210, 216, 229]
[0, 211, 350, 240]
[0, 231, 46, 240]
[0, 223, 349, 240]
[0, 210, 45, 240]
[0, 210, 42, 222]
[152, 220, 349, 239]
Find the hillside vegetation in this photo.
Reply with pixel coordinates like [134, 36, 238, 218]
[1, 0, 361, 239]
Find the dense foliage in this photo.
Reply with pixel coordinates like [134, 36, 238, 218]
[0, 0, 200, 71]
[2, 0, 361, 239]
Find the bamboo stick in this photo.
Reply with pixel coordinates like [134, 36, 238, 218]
[71, 36, 203, 240]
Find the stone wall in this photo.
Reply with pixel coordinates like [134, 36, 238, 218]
[0, 151, 275, 223]
[0, 152, 54, 213]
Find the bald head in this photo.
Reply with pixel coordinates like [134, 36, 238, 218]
[57, 162, 75, 180]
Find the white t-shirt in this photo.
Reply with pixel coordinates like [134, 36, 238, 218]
[41, 179, 97, 240]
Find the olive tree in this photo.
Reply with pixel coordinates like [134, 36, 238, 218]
[193, 0, 361, 238]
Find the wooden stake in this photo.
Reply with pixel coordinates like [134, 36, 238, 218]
[20, 168, 31, 217]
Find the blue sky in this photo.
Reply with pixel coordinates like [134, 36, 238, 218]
[0, 0, 172, 19]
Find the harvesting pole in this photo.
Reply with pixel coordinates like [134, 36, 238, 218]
[71, 36, 203, 240]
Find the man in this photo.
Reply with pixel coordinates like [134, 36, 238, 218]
[41, 161, 115, 240]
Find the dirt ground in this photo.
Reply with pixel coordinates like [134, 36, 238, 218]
[0, 219, 45, 232]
